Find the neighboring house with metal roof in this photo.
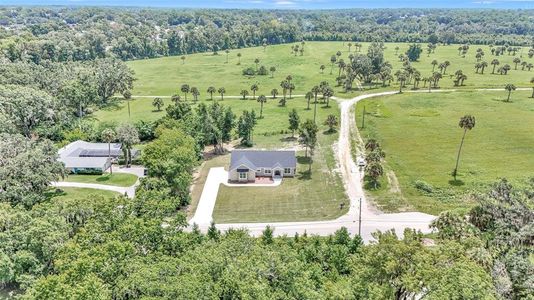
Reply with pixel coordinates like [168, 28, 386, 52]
[58, 140, 124, 174]
[229, 150, 297, 182]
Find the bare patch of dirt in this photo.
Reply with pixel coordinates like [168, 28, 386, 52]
[386, 170, 402, 194]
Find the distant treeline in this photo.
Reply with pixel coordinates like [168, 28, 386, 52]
[1, 7, 534, 62]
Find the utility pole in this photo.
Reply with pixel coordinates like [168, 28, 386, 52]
[361, 106, 366, 129]
[358, 197, 362, 236]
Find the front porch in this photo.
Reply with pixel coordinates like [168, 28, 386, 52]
[229, 176, 275, 185]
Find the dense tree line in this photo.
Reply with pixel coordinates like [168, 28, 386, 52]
[1, 7, 534, 63]
[1, 164, 531, 299]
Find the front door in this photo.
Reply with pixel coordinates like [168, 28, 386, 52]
[274, 170, 281, 177]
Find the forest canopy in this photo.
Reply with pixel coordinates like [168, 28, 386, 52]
[1, 7, 534, 62]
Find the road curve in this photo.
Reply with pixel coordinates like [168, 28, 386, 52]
[193, 91, 437, 242]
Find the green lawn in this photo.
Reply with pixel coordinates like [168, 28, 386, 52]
[355, 90, 534, 215]
[49, 187, 120, 201]
[63, 173, 138, 187]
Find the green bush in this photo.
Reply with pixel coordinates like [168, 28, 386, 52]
[75, 169, 103, 175]
[414, 180, 434, 193]
[242, 67, 255, 76]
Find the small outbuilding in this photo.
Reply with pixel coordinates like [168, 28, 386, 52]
[229, 150, 297, 183]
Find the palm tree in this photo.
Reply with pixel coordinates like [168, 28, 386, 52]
[348, 42, 353, 52]
[453, 115, 476, 181]
[324, 114, 338, 133]
[320, 65, 325, 74]
[521, 61, 528, 70]
[171, 94, 181, 104]
[395, 46, 400, 55]
[480, 61, 488, 74]
[323, 86, 334, 107]
[240, 89, 249, 100]
[237, 53, 242, 65]
[269, 66, 276, 78]
[530, 77, 534, 98]
[218, 87, 225, 101]
[181, 84, 190, 101]
[254, 58, 260, 72]
[513, 57, 521, 70]
[207, 86, 216, 100]
[180, 56, 186, 64]
[330, 55, 337, 75]
[250, 83, 259, 100]
[491, 59, 500, 74]
[257, 95, 267, 118]
[101, 128, 116, 175]
[311, 85, 320, 123]
[431, 60, 438, 72]
[123, 90, 132, 118]
[152, 97, 164, 111]
[271, 88, 278, 99]
[528, 63, 534, 71]
[396, 72, 407, 93]
[504, 83, 516, 102]
[280, 80, 290, 101]
[288, 83, 295, 99]
[305, 91, 313, 110]
[501, 64, 511, 75]
[191, 87, 200, 102]
[443, 61, 451, 74]
[225, 49, 230, 63]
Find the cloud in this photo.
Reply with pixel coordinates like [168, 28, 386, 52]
[274, 0, 296, 5]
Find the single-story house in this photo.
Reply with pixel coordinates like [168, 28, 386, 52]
[229, 150, 297, 182]
[58, 140, 137, 174]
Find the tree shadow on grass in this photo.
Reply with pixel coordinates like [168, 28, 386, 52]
[448, 179, 465, 186]
[99, 98, 124, 111]
[96, 175, 112, 182]
[297, 155, 311, 165]
[297, 169, 312, 180]
[280, 136, 298, 142]
[323, 129, 337, 135]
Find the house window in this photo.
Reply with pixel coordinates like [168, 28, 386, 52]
[239, 172, 247, 179]
[264, 169, 271, 174]
[256, 168, 262, 173]
[284, 168, 291, 174]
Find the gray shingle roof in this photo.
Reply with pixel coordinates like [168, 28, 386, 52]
[58, 140, 121, 169]
[230, 150, 296, 171]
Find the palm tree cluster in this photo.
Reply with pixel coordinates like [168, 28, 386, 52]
[453, 70, 468, 87]
[364, 139, 386, 189]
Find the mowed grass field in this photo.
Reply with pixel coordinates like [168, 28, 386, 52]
[49, 187, 120, 202]
[355, 90, 534, 215]
[94, 41, 534, 124]
[63, 172, 138, 187]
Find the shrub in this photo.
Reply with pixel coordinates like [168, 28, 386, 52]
[242, 67, 255, 76]
[257, 65, 268, 75]
[414, 180, 434, 193]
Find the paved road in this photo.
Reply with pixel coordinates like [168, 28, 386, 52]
[190, 91, 437, 242]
